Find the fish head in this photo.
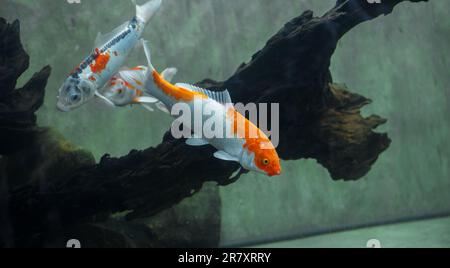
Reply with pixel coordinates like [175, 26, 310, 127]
[57, 77, 96, 112]
[103, 78, 135, 106]
[244, 141, 282, 177]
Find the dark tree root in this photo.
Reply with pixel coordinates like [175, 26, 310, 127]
[0, 0, 427, 247]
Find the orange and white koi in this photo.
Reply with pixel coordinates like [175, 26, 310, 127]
[141, 41, 281, 177]
[57, 0, 162, 112]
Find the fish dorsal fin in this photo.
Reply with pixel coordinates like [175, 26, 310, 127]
[118, 66, 148, 87]
[94, 21, 129, 48]
[142, 40, 155, 70]
[161, 68, 178, 83]
[176, 83, 232, 105]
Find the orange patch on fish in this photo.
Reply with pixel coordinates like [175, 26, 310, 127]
[133, 78, 144, 86]
[227, 107, 264, 141]
[123, 81, 135, 90]
[227, 106, 280, 175]
[131, 90, 144, 103]
[90, 48, 110, 74]
[152, 70, 207, 102]
[89, 76, 96, 82]
[131, 66, 145, 71]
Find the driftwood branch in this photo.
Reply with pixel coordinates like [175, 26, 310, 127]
[0, 0, 427, 247]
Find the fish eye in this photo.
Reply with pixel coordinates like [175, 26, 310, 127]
[117, 89, 123, 94]
[70, 93, 80, 102]
[262, 159, 270, 166]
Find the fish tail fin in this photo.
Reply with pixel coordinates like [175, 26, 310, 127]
[136, 0, 162, 24]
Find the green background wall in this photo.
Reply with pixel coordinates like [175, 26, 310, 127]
[1, 0, 449, 246]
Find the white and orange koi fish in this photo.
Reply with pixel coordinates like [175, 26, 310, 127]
[102, 66, 178, 112]
[141, 41, 282, 177]
[57, 0, 162, 112]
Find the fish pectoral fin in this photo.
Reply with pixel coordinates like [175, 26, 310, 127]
[140, 103, 154, 112]
[95, 91, 116, 107]
[134, 96, 159, 103]
[214, 151, 239, 162]
[186, 137, 209, 147]
[156, 102, 170, 114]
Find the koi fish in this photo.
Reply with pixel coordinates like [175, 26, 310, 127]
[141, 41, 282, 177]
[102, 66, 178, 112]
[56, 0, 162, 112]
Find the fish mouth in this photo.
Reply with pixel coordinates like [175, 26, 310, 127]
[56, 101, 71, 112]
[268, 169, 282, 177]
